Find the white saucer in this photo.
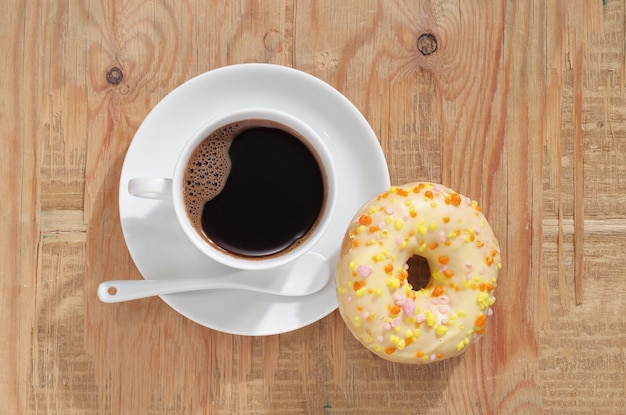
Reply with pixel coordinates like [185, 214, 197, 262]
[118, 64, 390, 335]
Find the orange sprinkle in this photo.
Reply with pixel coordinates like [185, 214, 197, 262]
[398, 269, 408, 280]
[450, 193, 462, 207]
[353, 281, 366, 291]
[359, 215, 373, 225]
[476, 240, 485, 248]
[424, 190, 434, 199]
[475, 314, 487, 327]
[384, 263, 394, 274]
[352, 239, 360, 248]
[491, 249, 498, 257]
[390, 304, 402, 316]
[436, 353, 443, 359]
[369, 225, 379, 233]
[405, 337, 413, 346]
[396, 187, 408, 197]
[438, 256, 449, 265]
[357, 304, 363, 311]
[485, 256, 494, 266]
[428, 242, 439, 250]
[381, 192, 391, 199]
[443, 270, 454, 278]
[443, 217, 450, 223]
[413, 184, 425, 193]
[384, 346, 396, 355]
[416, 351, 425, 358]
[432, 286, 445, 297]
[444, 240, 451, 246]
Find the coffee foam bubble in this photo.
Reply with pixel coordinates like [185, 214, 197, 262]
[182, 122, 243, 232]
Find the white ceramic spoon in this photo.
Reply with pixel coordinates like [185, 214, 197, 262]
[97, 252, 330, 303]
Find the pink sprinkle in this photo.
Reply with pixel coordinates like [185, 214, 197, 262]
[404, 263, 409, 270]
[395, 236, 403, 245]
[362, 311, 370, 319]
[487, 308, 493, 316]
[465, 197, 471, 205]
[385, 207, 395, 215]
[377, 336, 384, 343]
[378, 221, 386, 229]
[464, 263, 473, 272]
[474, 226, 481, 234]
[431, 298, 439, 305]
[402, 300, 416, 316]
[391, 317, 401, 327]
[438, 295, 449, 305]
[430, 354, 437, 361]
[357, 265, 372, 278]
[439, 231, 446, 242]
[441, 317, 449, 325]
[383, 323, 391, 331]
[439, 305, 449, 314]
[479, 267, 485, 275]
[434, 185, 441, 192]
[416, 314, 426, 323]
[347, 296, 352, 301]
[466, 274, 472, 280]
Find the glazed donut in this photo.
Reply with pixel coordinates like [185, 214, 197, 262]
[335, 182, 501, 363]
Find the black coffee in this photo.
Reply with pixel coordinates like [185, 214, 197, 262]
[182, 120, 325, 258]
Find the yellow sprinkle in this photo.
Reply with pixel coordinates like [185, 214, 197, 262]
[356, 287, 367, 297]
[429, 221, 438, 231]
[417, 224, 427, 235]
[349, 261, 356, 270]
[390, 335, 400, 345]
[386, 278, 401, 289]
[477, 292, 490, 310]
[385, 217, 393, 225]
[432, 271, 442, 281]
[457, 341, 465, 351]
[457, 323, 465, 330]
[368, 206, 378, 214]
[458, 310, 466, 317]
[374, 345, 381, 352]
[413, 328, 421, 339]
[404, 330, 413, 339]
[374, 288, 383, 296]
[394, 218, 404, 230]
[397, 339, 406, 350]
[356, 225, 366, 234]
[425, 311, 436, 327]
[381, 230, 390, 238]
[338, 286, 345, 294]
[430, 202, 437, 208]
[373, 253, 386, 262]
[394, 326, 402, 333]
[435, 325, 448, 336]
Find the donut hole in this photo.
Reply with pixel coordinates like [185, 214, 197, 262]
[406, 255, 431, 291]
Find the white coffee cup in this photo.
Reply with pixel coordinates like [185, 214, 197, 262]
[128, 108, 337, 270]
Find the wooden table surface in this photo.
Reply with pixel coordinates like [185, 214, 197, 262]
[2, 1, 625, 414]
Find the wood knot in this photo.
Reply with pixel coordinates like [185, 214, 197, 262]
[417, 33, 437, 55]
[106, 67, 124, 85]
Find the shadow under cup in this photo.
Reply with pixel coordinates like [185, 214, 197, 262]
[174, 109, 336, 270]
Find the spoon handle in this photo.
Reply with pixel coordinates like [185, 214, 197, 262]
[98, 279, 226, 303]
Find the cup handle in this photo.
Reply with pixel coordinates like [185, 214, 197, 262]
[128, 178, 173, 200]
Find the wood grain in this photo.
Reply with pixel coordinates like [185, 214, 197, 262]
[1, 0, 626, 414]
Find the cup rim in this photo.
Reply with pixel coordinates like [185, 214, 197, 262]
[171, 107, 337, 270]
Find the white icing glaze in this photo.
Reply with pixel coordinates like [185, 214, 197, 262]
[335, 183, 501, 364]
